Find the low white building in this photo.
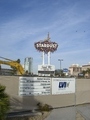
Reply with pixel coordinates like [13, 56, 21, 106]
[69, 64, 82, 77]
[82, 63, 90, 71]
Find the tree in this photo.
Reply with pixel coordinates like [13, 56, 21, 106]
[55, 69, 60, 76]
[0, 84, 10, 120]
[81, 70, 87, 78]
[86, 68, 90, 78]
[55, 69, 65, 77]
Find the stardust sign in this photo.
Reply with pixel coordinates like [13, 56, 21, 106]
[34, 40, 58, 53]
[36, 43, 57, 48]
[52, 78, 75, 94]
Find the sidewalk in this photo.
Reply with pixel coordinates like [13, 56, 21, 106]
[45, 104, 90, 120]
[6, 104, 90, 120]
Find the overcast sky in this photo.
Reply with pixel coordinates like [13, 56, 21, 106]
[0, 0, 90, 73]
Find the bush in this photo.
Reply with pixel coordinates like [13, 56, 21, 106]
[0, 84, 10, 120]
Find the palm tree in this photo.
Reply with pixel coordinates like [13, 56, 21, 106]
[86, 68, 90, 78]
[0, 84, 10, 120]
[81, 70, 87, 78]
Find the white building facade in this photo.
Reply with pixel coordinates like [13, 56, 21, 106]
[24, 57, 33, 74]
[69, 64, 82, 77]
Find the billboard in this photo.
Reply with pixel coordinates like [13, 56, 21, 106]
[52, 78, 75, 94]
[19, 77, 51, 96]
[63, 68, 68, 72]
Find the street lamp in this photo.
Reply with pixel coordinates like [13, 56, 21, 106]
[58, 59, 63, 76]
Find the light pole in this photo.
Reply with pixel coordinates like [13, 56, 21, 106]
[58, 59, 63, 76]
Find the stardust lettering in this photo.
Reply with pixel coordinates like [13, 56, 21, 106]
[36, 43, 57, 48]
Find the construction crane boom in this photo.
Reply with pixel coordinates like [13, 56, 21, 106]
[0, 57, 25, 75]
[0, 56, 14, 61]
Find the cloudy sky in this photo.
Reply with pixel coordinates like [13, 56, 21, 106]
[0, 0, 90, 73]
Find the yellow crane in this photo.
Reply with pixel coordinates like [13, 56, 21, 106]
[0, 56, 25, 75]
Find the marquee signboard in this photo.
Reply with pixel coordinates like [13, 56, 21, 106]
[34, 40, 58, 54]
[38, 65, 55, 71]
[19, 77, 51, 96]
[52, 78, 75, 95]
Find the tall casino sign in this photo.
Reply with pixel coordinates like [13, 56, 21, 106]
[34, 39, 58, 54]
[34, 33, 58, 76]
